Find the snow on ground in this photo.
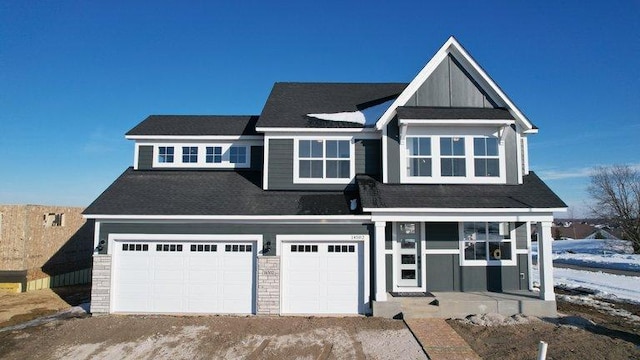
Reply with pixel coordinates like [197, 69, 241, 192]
[532, 238, 640, 304]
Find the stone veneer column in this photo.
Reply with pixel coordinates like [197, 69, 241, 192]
[257, 256, 280, 315]
[90, 254, 112, 314]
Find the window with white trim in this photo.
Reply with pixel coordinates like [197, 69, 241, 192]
[296, 139, 351, 181]
[158, 146, 174, 163]
[474, 137, 499, 177]
[182, 146, 198, 163]
[229, 146, 247, 164]
[461, 222, 515, 266]
[206, 146, 222, 163]
[406, 137, 432, 177]
[440, 137, 465, 177]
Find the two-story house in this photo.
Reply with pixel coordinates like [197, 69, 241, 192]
[84, 37, 565, 317]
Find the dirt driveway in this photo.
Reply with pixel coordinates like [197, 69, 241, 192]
[0, 315, 426, 360]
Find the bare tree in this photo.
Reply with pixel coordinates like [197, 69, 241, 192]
[587, 165, 640, 253]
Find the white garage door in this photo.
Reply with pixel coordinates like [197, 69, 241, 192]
[282, 242, 363, 314]
[112, 241, 255, 314]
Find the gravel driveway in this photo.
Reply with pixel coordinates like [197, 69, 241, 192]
[0, 315, 426, 359]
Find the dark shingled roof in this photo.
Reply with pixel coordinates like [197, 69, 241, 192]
[396, 106, 515, 120]
[126, 115, 260, 136]
[356, 172, 566, 209]
[256, 82, 407, 128]
[84, 168, 353, 216]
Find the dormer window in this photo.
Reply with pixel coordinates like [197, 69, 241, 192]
[293, 138, 354, 183]
[206, 146, 222, 163]
[440, 137, 466, 177]
[158, 147, 174, 163]
[182, 147, 198, 163]
[473, 137, 499, 177]
[230, 146, 247, 164]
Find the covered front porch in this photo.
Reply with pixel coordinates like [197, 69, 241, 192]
[370, 217, 558, 318]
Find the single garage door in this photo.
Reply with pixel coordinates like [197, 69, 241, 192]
[281, 242, 363, 314]
[112, 241, 255, 314]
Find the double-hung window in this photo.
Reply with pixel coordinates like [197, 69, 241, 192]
[158, 146, 174, 163]
[474, 137, 499, 177]
[182, 146, 198, 163]
[440, 137, 465, 177]
[206, 146, 222, 163]
[229, 146, 247, 164]
[406, 137, 432, 177]
[461, 222, 515, 265]
[297, 139, 351, 181]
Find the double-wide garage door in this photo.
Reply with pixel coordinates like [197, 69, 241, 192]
[281, 241, 364, 314]
[113, 241, 255, 314]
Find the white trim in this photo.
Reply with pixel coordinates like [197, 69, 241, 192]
[84, 214, 373, 221]
[93, 221, 101, 253]
[133, 144, 140, 170]
[374, 222, 387, 301]
[391, 222, 427, 293]
[424, 249, 459, 255]
[263, 137, 270, 190]
[265, 132, 381, 140]
[515, 249, 529, 255]
[126, 135, 264, 141]
[382, 125, 388, 183]
[292, 137, 356, 185]
[525, 221, 533, 290]
[458, 222, 517, 267]
[364, 207, 566, 213]
[152, 143, 251, 169]
[522, 136, 530, 175]
[376, 36, 534, 132]
[108, 233, 262, 244]
[256, 127, 378, 133]
[399, 119, 515, 126]
[372, 214, 555, 223]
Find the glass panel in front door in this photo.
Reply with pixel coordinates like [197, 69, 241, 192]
[397, 222, 420, 287]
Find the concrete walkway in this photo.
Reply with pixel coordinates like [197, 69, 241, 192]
[404, 318, 480, 360]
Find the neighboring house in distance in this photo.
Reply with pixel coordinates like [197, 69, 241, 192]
[84, 37, 566, 317]
[0, 205, 94, 292]
[551, 222, 621, 240]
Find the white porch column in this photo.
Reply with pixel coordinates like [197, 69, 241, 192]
[374, 221, 387, 301]
[537, 221, 555, 301]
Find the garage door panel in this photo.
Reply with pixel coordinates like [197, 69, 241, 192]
[113, 240, 255, 314]
[282, 241, 363, 315]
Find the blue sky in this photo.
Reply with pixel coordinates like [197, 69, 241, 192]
[1, 1, 638, 217]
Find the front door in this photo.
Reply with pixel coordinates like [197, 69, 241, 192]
[397, 222, 420, 287]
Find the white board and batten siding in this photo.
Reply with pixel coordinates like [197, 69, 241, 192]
[277, 234, 370, 315]
[109, 234, 259, 314]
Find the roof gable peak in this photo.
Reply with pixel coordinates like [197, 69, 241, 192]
[375, 36, 535, 132]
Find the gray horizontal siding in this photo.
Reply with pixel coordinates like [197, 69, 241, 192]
[138, 146, 153, 170]
[98, 222, 372, 256]
[386, 117, 401, 183]
[268, 138, 379, 190]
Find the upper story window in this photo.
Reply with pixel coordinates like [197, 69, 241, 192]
[294, 139, 353, 183]
[401, 130, 505, 184]
[474, 137, 499, 177]
[206, 146, 222, 163]
[153, 143, 250, 168]
[182, 147, 198, 163]
[230, 146, 247, 164]
[406, 137, 432, 177]
[158, 147, 174, 163]
[440, 137, 466, 177]
[460, 222, 515, 266]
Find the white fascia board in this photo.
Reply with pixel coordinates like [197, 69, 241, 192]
[523, 128, 539, 134]
[363, 207, 566, 213]
[267, 132, 381, 140]
[83, 214, 373, 221]
[375, 36, 535, 132]
[371, 214, 555, 223]
[125, 135, 264, 141]
[255, 127, 378, 133]
[398, 119, 515, 126]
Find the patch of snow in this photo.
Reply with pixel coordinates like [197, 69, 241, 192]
[307, 99, 395, 126]
[458, 313, 538, 326]
[0, 303, 90, 332]
[307, 111, 366, 125]
[556, 294, 640, 324]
